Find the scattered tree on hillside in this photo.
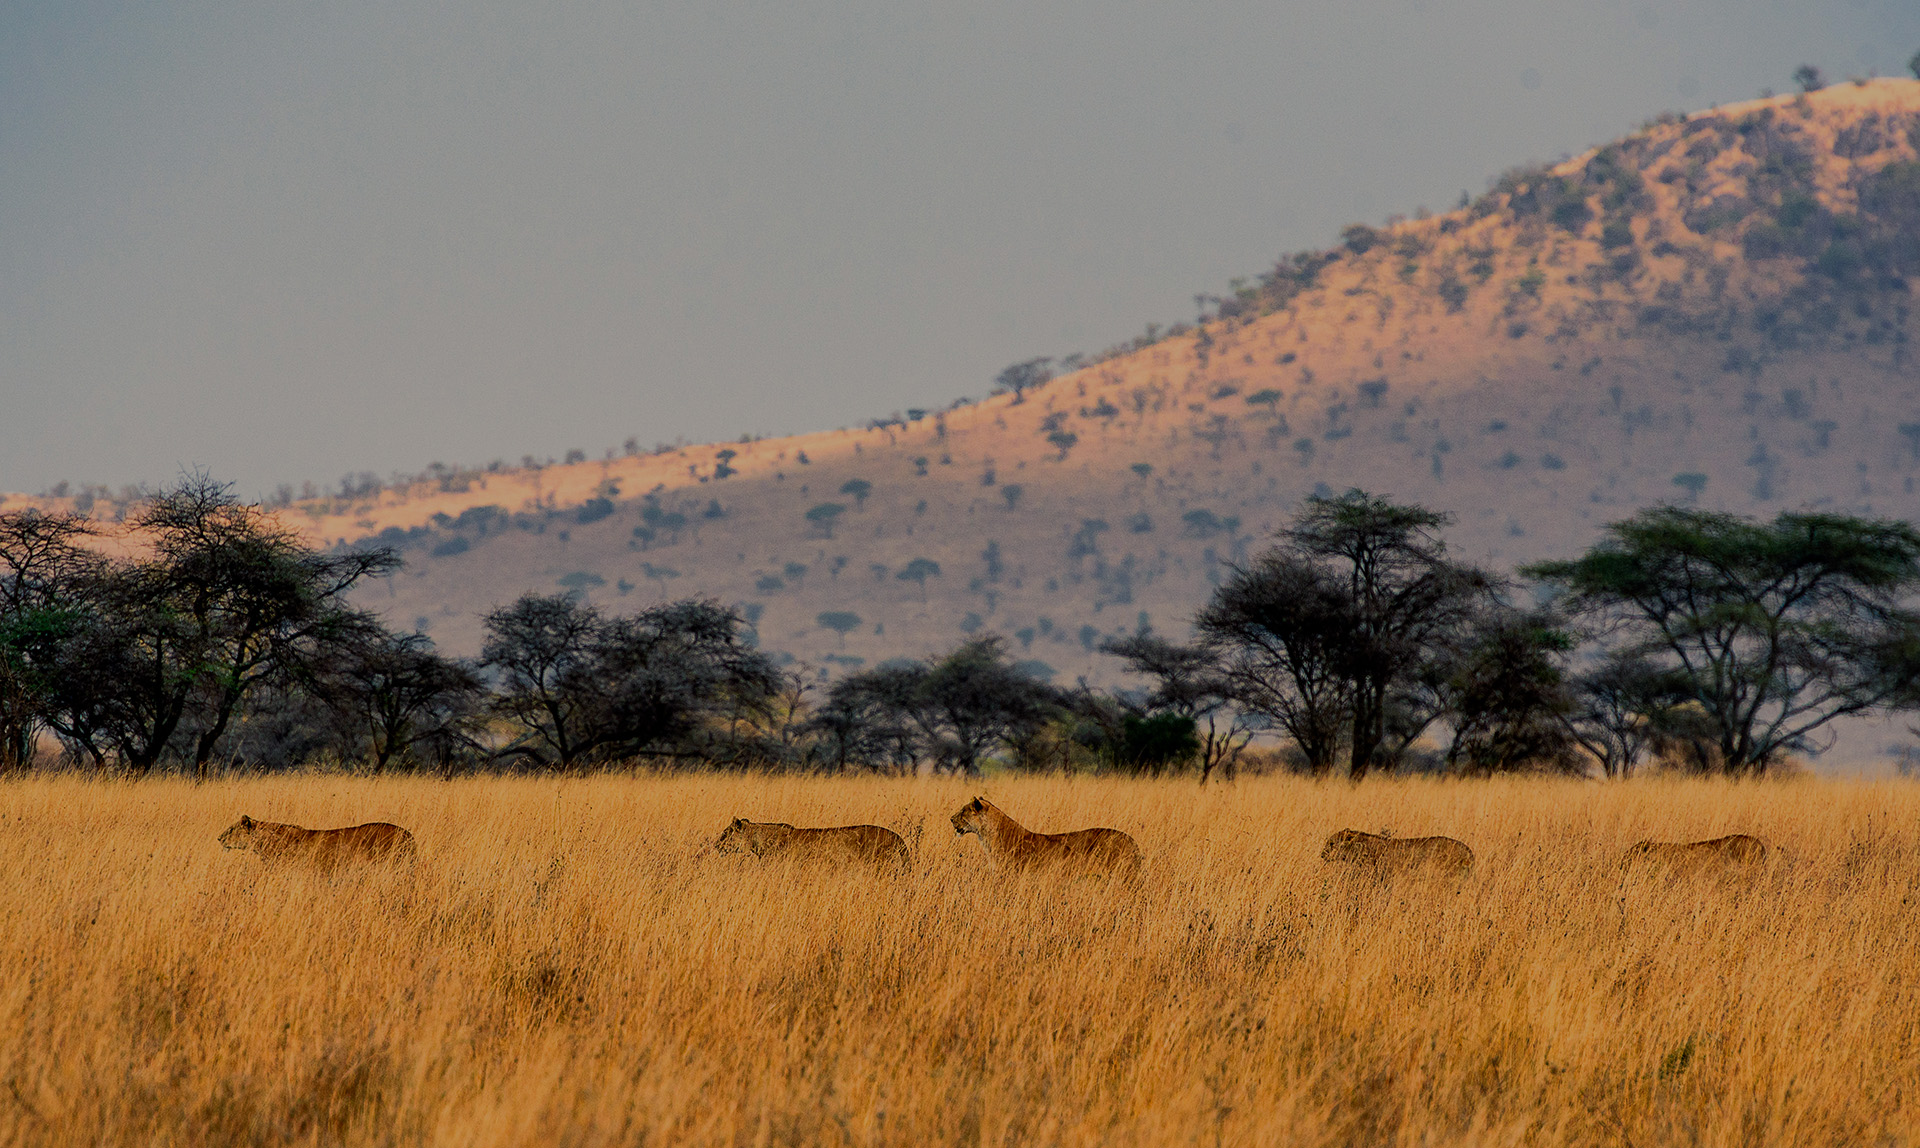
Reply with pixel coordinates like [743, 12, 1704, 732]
[817, 611, 862, 646]
[840, 479, 872, 510]
[994, 358, 1054, 404]
[1793, 64, 1825, 93]
[806, 502, 844, 541]
[896, 557, 942, 601]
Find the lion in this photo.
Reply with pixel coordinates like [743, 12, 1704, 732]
[1622, 834, 1769, 871]
[218, 815, 417, 870]
[712, 818, 910, 870]
[950, 796, 1141, 877]
[1321, 828, 1474, 875]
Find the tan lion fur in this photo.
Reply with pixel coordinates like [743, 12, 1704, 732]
[950, 797, 1141, 877]
[218, 815, 417, 870]
[1623, 834, 1769, 871]
[1321, 828, 1474, 875]
[713, 818, 910, 869]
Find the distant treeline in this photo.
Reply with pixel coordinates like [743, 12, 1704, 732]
[5, 477, 1920, 779]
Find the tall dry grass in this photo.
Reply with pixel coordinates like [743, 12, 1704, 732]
[0, 773, 1916, 1147]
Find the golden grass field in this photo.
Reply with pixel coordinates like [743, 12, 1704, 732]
[1, 773, 1916, 1147]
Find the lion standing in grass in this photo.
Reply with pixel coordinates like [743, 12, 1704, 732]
[1321, 828, 1474, 875]
[218, 815, 417, 870]
[950, 797, 1141, 877]
[1622, 834, 1769, 871]
[713, 818, 910, 870]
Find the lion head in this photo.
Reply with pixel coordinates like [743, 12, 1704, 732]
[1321, 828, 1375, 861]
[714, 818, 751, 854]
[219, 815, 257, 850]
[951, 797, 991, 837]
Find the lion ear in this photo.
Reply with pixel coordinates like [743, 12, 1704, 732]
[731, 818, 744, 828]
[241, 815, 253, 827]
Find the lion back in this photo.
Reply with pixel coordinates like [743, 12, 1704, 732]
[1039, 827, 1141, 876]
[838, 824, 911, 869]
[1324, 829, 1471, 874]
[1625, 835, 1767, 870]
[307, 822, 417, 868]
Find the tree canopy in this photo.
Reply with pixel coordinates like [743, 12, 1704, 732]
[1525, 507, 1920, 772]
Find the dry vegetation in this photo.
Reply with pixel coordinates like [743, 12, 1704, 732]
[3, 774, 1918, 1146]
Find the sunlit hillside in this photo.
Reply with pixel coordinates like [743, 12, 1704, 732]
[10, 81, 1920, 702]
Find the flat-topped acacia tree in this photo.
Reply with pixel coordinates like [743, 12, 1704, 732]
[1525, 507, 1920, 773]
[1201, 490, 1489, 779]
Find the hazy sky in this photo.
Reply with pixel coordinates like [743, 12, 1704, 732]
[4, 0, 1917, 499]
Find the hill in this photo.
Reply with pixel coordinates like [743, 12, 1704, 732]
[11, 80, 1920, 707]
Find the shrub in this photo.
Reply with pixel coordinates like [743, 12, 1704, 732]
[816, 611, 862, 640]
[840, 479, 873, 509]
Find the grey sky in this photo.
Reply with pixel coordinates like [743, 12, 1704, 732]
[4, 0, 1916, 499]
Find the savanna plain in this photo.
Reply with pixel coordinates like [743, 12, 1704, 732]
[2, 774, 1916, 1147]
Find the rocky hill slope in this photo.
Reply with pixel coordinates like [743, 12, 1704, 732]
[12, 81, 1920, 709]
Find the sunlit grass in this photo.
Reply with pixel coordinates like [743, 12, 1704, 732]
[1, 772, 1915, 1146]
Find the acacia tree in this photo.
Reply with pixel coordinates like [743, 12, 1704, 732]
[994, 358, 1053, 404]
[1101, 633, 1255, 784]
[1200, 491, 1487, 778]
[1288, 492, 1489, 778]
[806, 663, 924, 774]
[481, 594, 606, 767]
[483, 594, 783, 769]
[822, 637, 1063, 775]
[320, 622, 485, 773]
[1557, 653, 1693, 778]
[0, 512, 102, 770]
[142, 477, 398, 775]
[1197, 560, 1355, 774]
[1434, 608, 1579, 774]
[20, 479, 397, 775]
[1526, 507, 1920, 773]
[896, 557, 941, 601]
